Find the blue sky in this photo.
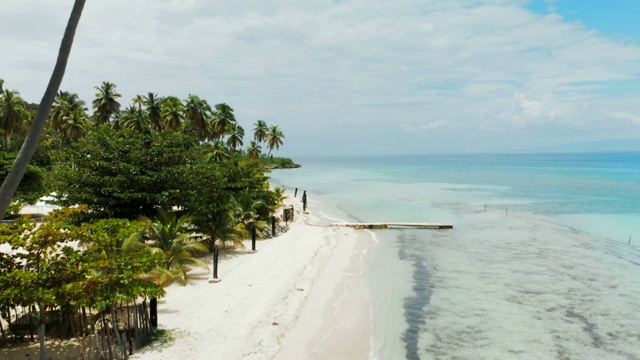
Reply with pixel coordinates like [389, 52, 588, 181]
[1, 0, 639, 156]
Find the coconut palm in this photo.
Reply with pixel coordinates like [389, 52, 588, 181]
[143, 92, 163, 132]
[92, 81, 121, 125]
[205, 141, 230, 162]
[61, 110, 86, 143]
[225, 122, 244, 152]
[253, 120, 268, 143]
[160, 96, 184, 131]
[50, 91, 87, 145]
[121, 105, 149, 132]
[235, 191, 268, 236]
[184, 94, 212, 141]
[211, 103, 236, 139]
[147, 209, 208, 285]
[246, 141, 262, 161]
[0, 90, 27, 149]
[266, 125, 285, 157]
[132, 94, 145, 110]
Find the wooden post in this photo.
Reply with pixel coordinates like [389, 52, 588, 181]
[271, 216, 276, 237]
[149, 298, 157, 328]
[294, 188, 298, 197]
[213, 246, 219, 279]
[251, 227, 256, 251]
[303, 193, 307, 212]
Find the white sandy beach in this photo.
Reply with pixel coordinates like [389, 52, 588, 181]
[131, 194, 375, 360]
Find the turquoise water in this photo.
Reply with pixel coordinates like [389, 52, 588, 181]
[270, 152, 640, 359]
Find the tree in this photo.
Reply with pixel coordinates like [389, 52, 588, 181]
[143, 92, 163, 132]
[246, 141, 262, 161]
[0, 0, 87, 223]
[205, 141, 230, 162]
[184, 94, 212, 141]
[132, 94, 145, 110]
[266, 125, 285, 157]
[121, 105, 149, 133]
[161, 96, 184, 131]
[0, 90, 27, 150]
[53, 125, 197, 219]
[145, 209, 208, 285]
[61, 110, 86, 143]
[225, 122, 244, 152]
[211, 103, 235, 139]
[253, 120, 268, 143]
[91, 81, 121, 125]
[50, 91, 86, 145]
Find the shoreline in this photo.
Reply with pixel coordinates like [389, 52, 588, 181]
[131, 192, 374, 359]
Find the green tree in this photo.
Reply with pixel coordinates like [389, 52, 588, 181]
[184, 94, 212, 141]
[211, 103, 235, 139]
[205, 141, 230, 163]
[53, 125, 196, 219]
[132, 94, 145, 110]
[146, 209, 208, 285]
[50, 91, 87, 145]
[266, 125, 285, 157]
[143, 92, 163, 132]
[246, 141, 262, 161]
[121, 105, 149, 133]
[225, 122, 244, 152]
[161, 96, 184, 131]
[0, 89, 27, 150]
[91, 81, 121, 125]
[253, 119, 268, 143]
[61, 109, 87, 143]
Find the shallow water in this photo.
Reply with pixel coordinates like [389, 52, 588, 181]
[270, 153, 640, 359]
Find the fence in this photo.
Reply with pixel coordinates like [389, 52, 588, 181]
[1, 299, 154, 360]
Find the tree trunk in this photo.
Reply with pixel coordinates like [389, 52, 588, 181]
[0, 0, 86, 220]
[39, 306, 45, 360]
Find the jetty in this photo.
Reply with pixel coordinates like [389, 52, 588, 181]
[332, 222, 453, 230]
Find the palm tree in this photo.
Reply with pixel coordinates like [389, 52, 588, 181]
[205, 141, 230, 162]
[147, 209, 208, 285]
[143, 92, 162, 132]
[235, 191, 268, 237]
[246, 141, 262, 160]
[0, 90, 27, 149]
[266, 125, 285, 157]
[225, 122, 244, 152]
[50, 91, 86, 145]
[184, 94, 212, 141]
[61, 110, 86, 143]
[132, 94, 145, 110]
[0, 3, 86, 358]
[121, 105, 149, 132]
[211, 103, 236, 139]
[160, 96, 184, 131]
[253, 120, 268, 143]
[92, 81, 121, 125]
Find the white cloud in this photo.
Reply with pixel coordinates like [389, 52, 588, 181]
[1, 0, 640, 154]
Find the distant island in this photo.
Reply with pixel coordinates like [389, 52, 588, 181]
[265, 157, 301, 169]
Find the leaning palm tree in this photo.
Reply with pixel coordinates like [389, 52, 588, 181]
[253, 120, 268, 143]
[143, 92, 163, 132]
[0, 2, 86, 358]
[225, 122, 244, 152]
[266, 125, 285, 157]
[0, 90, 27, 150]
[147, 209, 208, 285]
[160, 96, 184, 131]
[92, 81, 121, 125]
[246, 141, 262, 161]
[211, 103, 236, 139]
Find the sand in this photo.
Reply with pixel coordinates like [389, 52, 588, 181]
[131, 195, 375, 360]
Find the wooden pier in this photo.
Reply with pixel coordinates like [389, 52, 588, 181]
[333, 222, 453, 230]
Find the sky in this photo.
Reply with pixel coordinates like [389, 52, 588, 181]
[1, 0, 639, 156]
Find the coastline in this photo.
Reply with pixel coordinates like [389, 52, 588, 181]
[131, 192, 374, 359]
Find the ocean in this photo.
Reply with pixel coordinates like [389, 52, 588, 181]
[269, 152, 640, 360]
